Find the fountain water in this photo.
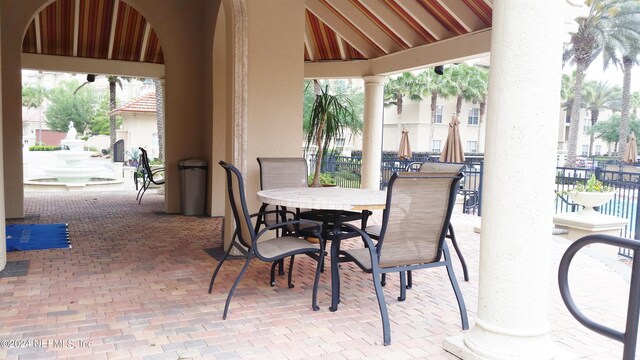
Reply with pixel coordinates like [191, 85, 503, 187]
[25, 122, 124, 191]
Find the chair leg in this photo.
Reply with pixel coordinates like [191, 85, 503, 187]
[407, 271, 412, 289]
[222, 254, 253, 320]
[287, 255, 295, 289]
[372, 268, 391, 345]
[443, 244, 469, 330]
[447, 223, 469, 281]
[269, 261, 278, 286]
[311, 249, 324, 311]
[208, 243, 233, 293]
[278, 259, 285, 276]
[381, 273, 386, 287]
[398, 272, 406, 301]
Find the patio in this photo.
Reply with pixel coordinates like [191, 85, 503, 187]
[0, 190, 632, 359]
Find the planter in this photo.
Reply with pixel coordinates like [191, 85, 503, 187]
[568, 191, 615, 215]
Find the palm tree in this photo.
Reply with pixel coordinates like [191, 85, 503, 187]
[107, 76, 124, 153]
[603, 32, 640, 160]
[153, 79, 165, 161]
[306, 81, 359, 187]
[562, 0, 640, 166]
[383, 72, 422, 121]
[582, 80, 621, 155]
[415, 69, 457, 150]
[22, 85, 48, 145]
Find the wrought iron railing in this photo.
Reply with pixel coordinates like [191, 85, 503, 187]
[558, 234, 640, 360]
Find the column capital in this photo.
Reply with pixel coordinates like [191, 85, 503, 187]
[362, 75, 386, 85]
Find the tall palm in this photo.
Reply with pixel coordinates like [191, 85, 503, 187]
[22, 85, 48, 144]
[582, 80, 621, 155]
[561, 72, 577, 122]
[153, 79, 165, 161]
[563, 0, 640, 166]
[383, 72, 422, 120]
[306, 81, 359, 187]
[107, 76, 124, 154]
[416, 69, 457, 150]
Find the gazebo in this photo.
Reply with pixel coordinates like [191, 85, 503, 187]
[0, 1, 589, 358]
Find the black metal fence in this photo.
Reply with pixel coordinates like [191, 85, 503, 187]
[309, 154, 484, 215]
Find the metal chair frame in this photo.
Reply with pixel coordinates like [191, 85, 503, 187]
[136, 147, 165, 204]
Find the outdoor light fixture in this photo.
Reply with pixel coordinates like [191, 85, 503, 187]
[86, 74, 96, 82]
[434, 65, 444, 75]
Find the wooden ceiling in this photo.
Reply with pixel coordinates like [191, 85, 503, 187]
[21, 0, 492, 66]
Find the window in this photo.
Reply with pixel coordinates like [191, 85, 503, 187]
[335, 138, 345, 148]
[583, 125, 590, 133]
[581, 145, 589, 156]
[432, 140, 442, 152]
[468, 108, 479, 125]
[467, 141, 478, 153]
[435, 105, 443, 124]
[595, 145, 601, 155]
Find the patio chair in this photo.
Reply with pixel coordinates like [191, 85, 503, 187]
[336, 170, 468, 345]
[257, 157, 314, 284]
[136, 147, 165, 204]
[210, 161, 325, 319]
[366, 163, 470, 290]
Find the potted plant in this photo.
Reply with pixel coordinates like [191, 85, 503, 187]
[560, 174, 615, 214]
[305, 80, 360, 187]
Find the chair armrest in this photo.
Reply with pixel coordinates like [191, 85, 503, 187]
[339, 223, 377, 253]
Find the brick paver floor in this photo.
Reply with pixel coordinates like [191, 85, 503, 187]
[0, 190, 634, 359]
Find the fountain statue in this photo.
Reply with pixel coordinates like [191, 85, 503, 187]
[41, 121, 104, 183]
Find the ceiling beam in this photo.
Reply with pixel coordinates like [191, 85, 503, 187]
[362, 0, 425, 47]
[371, 28, 491, 74]
[437, 0, 486, 31]
[107, 0, 119, 60]
[306, 0, 382, 58]
[73, 0, 80, 56]
[22, 53, 165, 78]
[395, 0, 450, 40]
[139, 23, 151, 62]
[304, 29, 491, 78]
[304, 17, 316, 61]
[325, 0, 401, 53]
[34, 15, 42, 54]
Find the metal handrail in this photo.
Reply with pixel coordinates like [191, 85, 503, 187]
[558, 234, 640, 360]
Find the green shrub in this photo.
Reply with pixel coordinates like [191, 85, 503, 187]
[308, 172, 336, 186]
[28, 145, 61, 151]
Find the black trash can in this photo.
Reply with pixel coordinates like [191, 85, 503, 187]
[178, 159, 208, 215]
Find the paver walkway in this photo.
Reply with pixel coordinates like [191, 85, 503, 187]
[0, 190, 634, 359]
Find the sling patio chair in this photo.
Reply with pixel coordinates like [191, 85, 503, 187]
[365, 162, 470, 291]
[257, 157, 316, 285]
[333, 170, 468, 345]
[136, 147, 165, 204]
[209, 161, 325, 319]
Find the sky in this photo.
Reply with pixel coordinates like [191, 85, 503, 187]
[576, 55, 640, 92]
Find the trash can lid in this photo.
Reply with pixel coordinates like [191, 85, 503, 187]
[179, 159, 208, 167]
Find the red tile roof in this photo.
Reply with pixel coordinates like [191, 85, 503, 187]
[110, 92, 156, 115]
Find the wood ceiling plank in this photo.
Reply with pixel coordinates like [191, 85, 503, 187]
[326, 0, 402, 53]
[395, 0, 450, 40]
[361, 0, 426, 47]
[306, 0, 382, 58]
[438, 0, 486, 31]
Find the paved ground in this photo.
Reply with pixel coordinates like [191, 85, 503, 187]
[0, 190, 635, 359]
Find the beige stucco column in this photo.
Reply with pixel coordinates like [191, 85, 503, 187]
[360, 75, 385, 190]
[444, 0, 565, 358]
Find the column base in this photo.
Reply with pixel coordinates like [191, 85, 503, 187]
[553, 212, 628, 241]
[443, 334, 577, 360]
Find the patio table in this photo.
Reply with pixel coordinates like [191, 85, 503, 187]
[257, 187, 386, 311]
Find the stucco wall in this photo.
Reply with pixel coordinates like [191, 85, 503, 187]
[1, 0, 219, 215]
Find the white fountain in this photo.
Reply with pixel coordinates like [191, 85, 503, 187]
[41, 122, 104, 183]
[24, 122, 124, 191]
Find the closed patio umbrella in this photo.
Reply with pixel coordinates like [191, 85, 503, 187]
[440, 115, 465, 163]
[623, 132, 638, 164]
[398, 129, 412, 160]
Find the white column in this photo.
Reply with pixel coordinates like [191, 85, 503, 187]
[360, 75, 385, 190]
[444, 1, 565, 359]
